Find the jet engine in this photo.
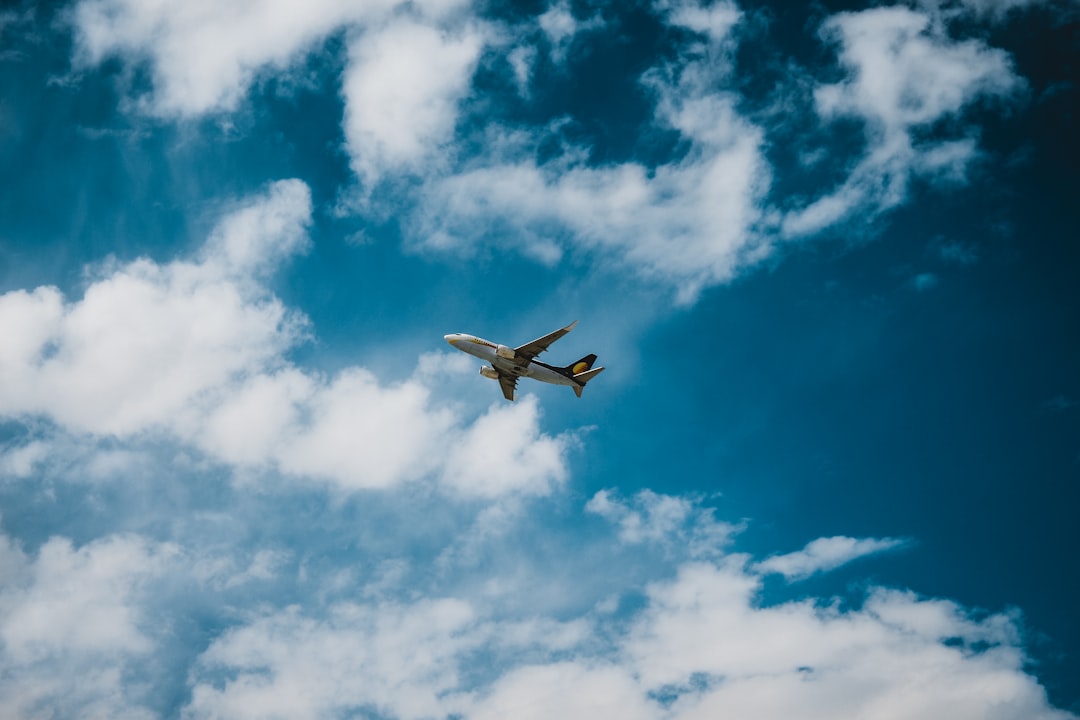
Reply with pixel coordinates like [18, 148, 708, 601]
[495, 344, 516, 360]
[479, 366, 500, 380]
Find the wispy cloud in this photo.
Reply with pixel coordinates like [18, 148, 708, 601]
[586, 489, 740, 557]
[936, 238, 980, 265]
[538, 0, 604, 65]
[1042, 394, 1076, 411]
[755, 535, 908, 580]
[413, 2, 772, 303]
[782, 6, 1022, 238]
[913, 272, 940, 291]
[917, 0, 1055, 23]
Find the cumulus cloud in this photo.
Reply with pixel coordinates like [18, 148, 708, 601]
[186, 599, 480, 720]
[0, 488, 1072, 720]
[618, 562, 1073, 719]
[70, 0, 489, 192]
[755, 535, 907, 580]
[181, 547, 1075, 720]
[69, 0, 480, 115]
[71, 0, 368, 115]
[0, 533, 176, 719]
[440, 396, 571, 498]
[782, 6, 1021, 237]
[0, 180, 571, 497]
[342, 18, 488, 186]
[0, 179, 311, 436]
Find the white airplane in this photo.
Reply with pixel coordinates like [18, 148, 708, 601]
[445, 321, 605, 401]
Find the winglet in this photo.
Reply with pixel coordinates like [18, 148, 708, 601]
[566, 320, 578, 331]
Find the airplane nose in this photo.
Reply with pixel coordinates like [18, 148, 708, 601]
[444, 334, 456, 345]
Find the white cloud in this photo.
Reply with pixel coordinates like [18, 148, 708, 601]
[440, 395, 570, 498]
[196, 369, 315, 467]
[0, 180, 571, 497]
[0, 535, 172, 662]
[275, 369, 456, 490]
[192, 548, 290, 590]
[0, 487, 1070, 720]
[586, 489, 739, 556]
[70, 0, 482, 121]
[469, 662, 654, 720]
[65, 0, 1037, 304]
[70, 0, 377, 116]
[538, 1, 604, 64]
[501, 1, 606, 100]
[0, 533, 176, 719]
[507, 44, 537, 96]
[755, 535, 906, 580]
[175, 543, 1076, 720]
[0, 179, 310, 436]
[185, 599, 481, 720]
[70, 0, 489, 192]
[622, 561, 1072, 719]
[662, 0, 741, 42]
[342, 19, 488, 186]
[0, 441, 48, 479]
[414, 5, 772, 303]
[783, 6, 1021, 237]
[538, 2, 577, 49]
[918, 0, 1054, 23]
[201, 179, 314, 275]
[200, 364, 571, 494]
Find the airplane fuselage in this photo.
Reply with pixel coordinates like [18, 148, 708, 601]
[444, 334, 579, 389]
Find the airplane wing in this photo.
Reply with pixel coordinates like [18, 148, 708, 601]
[497, 372, 518, 402]
[513, 320, 578, 363]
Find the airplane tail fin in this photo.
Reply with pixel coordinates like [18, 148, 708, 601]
[564, 354, 598, 375]
[571, 365, 605, 398]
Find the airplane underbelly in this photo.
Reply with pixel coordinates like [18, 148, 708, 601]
[527, 364, 573, 386]
[493, 357, 527, 375]
[465, 345, 496, 362]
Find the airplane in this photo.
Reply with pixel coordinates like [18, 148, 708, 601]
[445, 321, 604, 402]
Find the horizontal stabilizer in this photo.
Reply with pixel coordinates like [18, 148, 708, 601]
[573, 366, 605, 383]
[571, 365, 605, 397]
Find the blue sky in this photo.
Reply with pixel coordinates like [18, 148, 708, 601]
[1, 0, 1078, 717]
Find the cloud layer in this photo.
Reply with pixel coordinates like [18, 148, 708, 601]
[67, 0, 1030, 301]
[0, 508, 1071, 719]
[0, 180, 571, 497]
